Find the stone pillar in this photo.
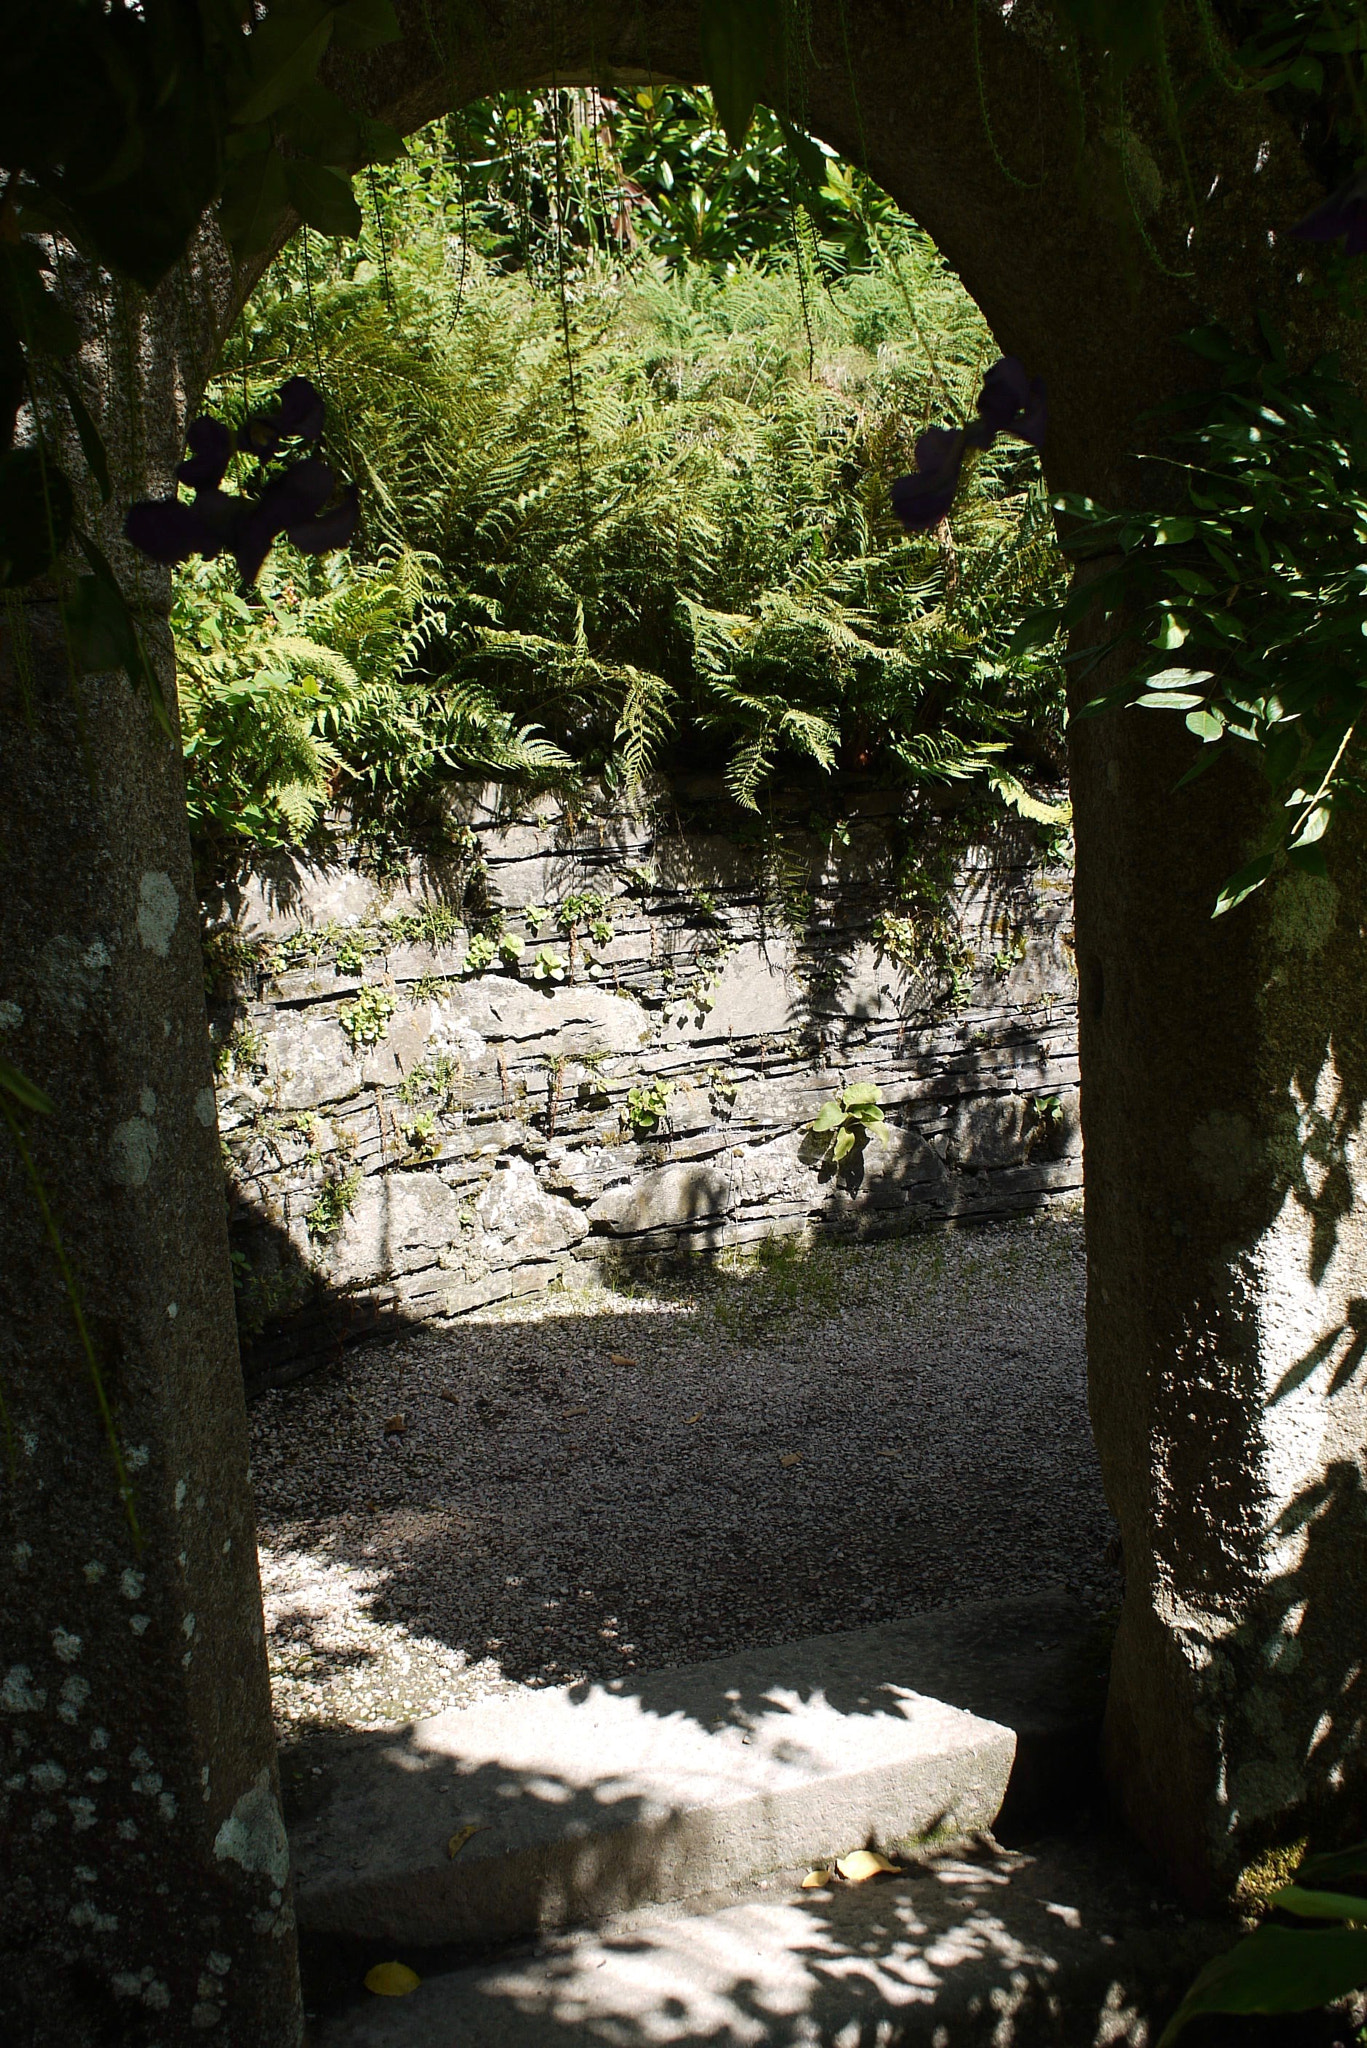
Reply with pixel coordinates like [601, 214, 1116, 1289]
[1071, 695, 1367, 1903]
[0, 258, 302, 2040]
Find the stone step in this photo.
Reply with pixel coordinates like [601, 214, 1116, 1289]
[287, 1593, 1110, 1952]
[307, 1829, 1235, 2048]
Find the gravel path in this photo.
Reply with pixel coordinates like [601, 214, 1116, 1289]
[250, 1212, 1120, 1747]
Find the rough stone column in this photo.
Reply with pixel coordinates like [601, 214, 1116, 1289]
[1071, 701, 1367, 1903]
[0, 250, 302, 2041]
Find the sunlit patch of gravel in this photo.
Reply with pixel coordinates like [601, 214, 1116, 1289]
[251, 1208, 1118, 1746]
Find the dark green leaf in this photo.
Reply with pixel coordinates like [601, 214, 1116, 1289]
[1298, 1844, 1367, 1889]
[0, 243, 78, 356]
[1157, 1925, 1367, 2044]
[699, 0, 780, 150]
[1272, 1886, 1367, 1922]
[69, 530, 171, 735]
[52, 367, 110, 503]
[232, 2, 334, 127]
[219, 146, 292, 259]
[285, 160, 363, 239]
[0, 445, 73, 589]
[277, 80, 364, 163]
[1009, 606, 1063, 654]
[0, 1053, 52, 1117]
[1213, 850, 1275, 918]
[330, 0, 402, 52]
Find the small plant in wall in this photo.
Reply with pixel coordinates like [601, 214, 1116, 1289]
[809, 1083, 888, 1166]
[400, 1112, 439, 1160]
[339, 985, 397, 1046]
[497, 931, 525, 968]
[529, 946, 566, 984]
[625, 1077, 672, 1137]
[463, 931, 497, 974]
[305, 1165, 362, 1239]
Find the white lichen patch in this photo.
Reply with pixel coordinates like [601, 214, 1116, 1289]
[195, 1087, 217, 1128]
[109, 1116, 158, 1187]
[51, 1629, 82, 1664]
[213, 1766, 290, 1888]
[136, 872, 180, 957]
[120, 1570, 144, 1601]
[0, 1000, 22, 1030]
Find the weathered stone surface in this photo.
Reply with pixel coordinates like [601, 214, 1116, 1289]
[321, 1173, 468, 1288]
[476, 1157, 589, 1266]
[588, 1161, 733, 1236]
[266, 1007, 362, 1110]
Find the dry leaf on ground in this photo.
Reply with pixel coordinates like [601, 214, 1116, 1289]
[447, 1822, 483, 1858]
[609, 1353, 637, 1367]
[438, 1389, 460, 1404]
[383, 1414, 407, 1435]
[563, 1406, 590, 1417]
[779, 1452, 802, 1468]
[801, 1866, 832, 1889]
[835, 1849, 899, 1883]
[684, 1411, 703, 1424]
[364, 1961, 421, 1996]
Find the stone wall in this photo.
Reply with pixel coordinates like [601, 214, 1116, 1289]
[204, 787, 1080, 1384]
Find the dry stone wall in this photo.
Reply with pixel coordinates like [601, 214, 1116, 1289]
[204, 788, 1080, 1383]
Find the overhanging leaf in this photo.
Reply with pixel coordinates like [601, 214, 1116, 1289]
[699, 0, 779, 149]
[1156, 1925, 1367, 2044]
[232, 4, 335, 127]
[219, 146, 291, 259]
[0, 1053, 52, 1117]
[1271, 1886, 1367, 1922]
[1213, 849, 1275, 917]
[285, 160, 363, 239]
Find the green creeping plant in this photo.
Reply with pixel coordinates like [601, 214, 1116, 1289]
[808, 1081, 888, 1165]
[1159, 1840, 1367, 2042]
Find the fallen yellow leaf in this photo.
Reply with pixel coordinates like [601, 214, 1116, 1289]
[383, 1413, 407, 1435]
[438, 1389, 460, 1405]
[609, 1353, 637, 1367]
[563, 1405, 591, 1417]
[364, 1961, 421, 1997]
[801, 1866, 832, 1889]
[447, 1822, 483, 1859]
[684, 1411, 703, 1425]
[779, 1452, 802, 1468]
[836, 1849, 899, 1883]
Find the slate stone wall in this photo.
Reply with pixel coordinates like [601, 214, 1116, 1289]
[204, 787, 1080, 1384]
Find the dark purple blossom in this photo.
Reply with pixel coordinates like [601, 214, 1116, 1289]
[891, 355, 1047, 534]
[176, 417, 233, 490]
[125, 379, 356, 585]
[238, 375, 327, 459]
[891, 427, 966, 530]
[1291, 172, 1367, 257]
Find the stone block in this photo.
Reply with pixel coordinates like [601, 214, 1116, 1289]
[587, 1161, 732, 1236]
[266, 1006, 363, 1110]
[475, 1157, 589, 1268]
[320, 1172, 467, 1288]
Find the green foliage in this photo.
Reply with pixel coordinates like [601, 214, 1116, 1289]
[528, 946, 567, 984]
[213, 1021, 268, 1079]
[304, 1164, 362, 1238]
[808, 1080, 888, 1166]
[1049, 327, 1367, 911]
[173, 544, 568, 871]
[200, 114, 1065, 849]
[626, 1077, 673, 1136]
[463, 933, 497, 975]
[1159, 1839, 1367, 2042]
[338, 984, 396, 1045]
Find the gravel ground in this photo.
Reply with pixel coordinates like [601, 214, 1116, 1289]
[250, 1211, 1120, 1748]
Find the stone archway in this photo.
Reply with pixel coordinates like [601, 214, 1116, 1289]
[4, 6, 1366, 2042]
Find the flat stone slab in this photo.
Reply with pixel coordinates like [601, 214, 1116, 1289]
[309, 1828, 1235, 2047]
[289, 1594, 1109, 1949]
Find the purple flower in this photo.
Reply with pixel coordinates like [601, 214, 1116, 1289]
[975, 356, 1048, 447]
[1292, 172, 1367, 256]
[176, 417, 233, 490]
[125, 384, 357, 585]
[891, 427, 966, 531]
[891, 356, 1047, 533]
[238, 376, 327, 460]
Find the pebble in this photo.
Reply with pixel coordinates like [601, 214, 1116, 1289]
[251, 1211, 1119, 1747]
